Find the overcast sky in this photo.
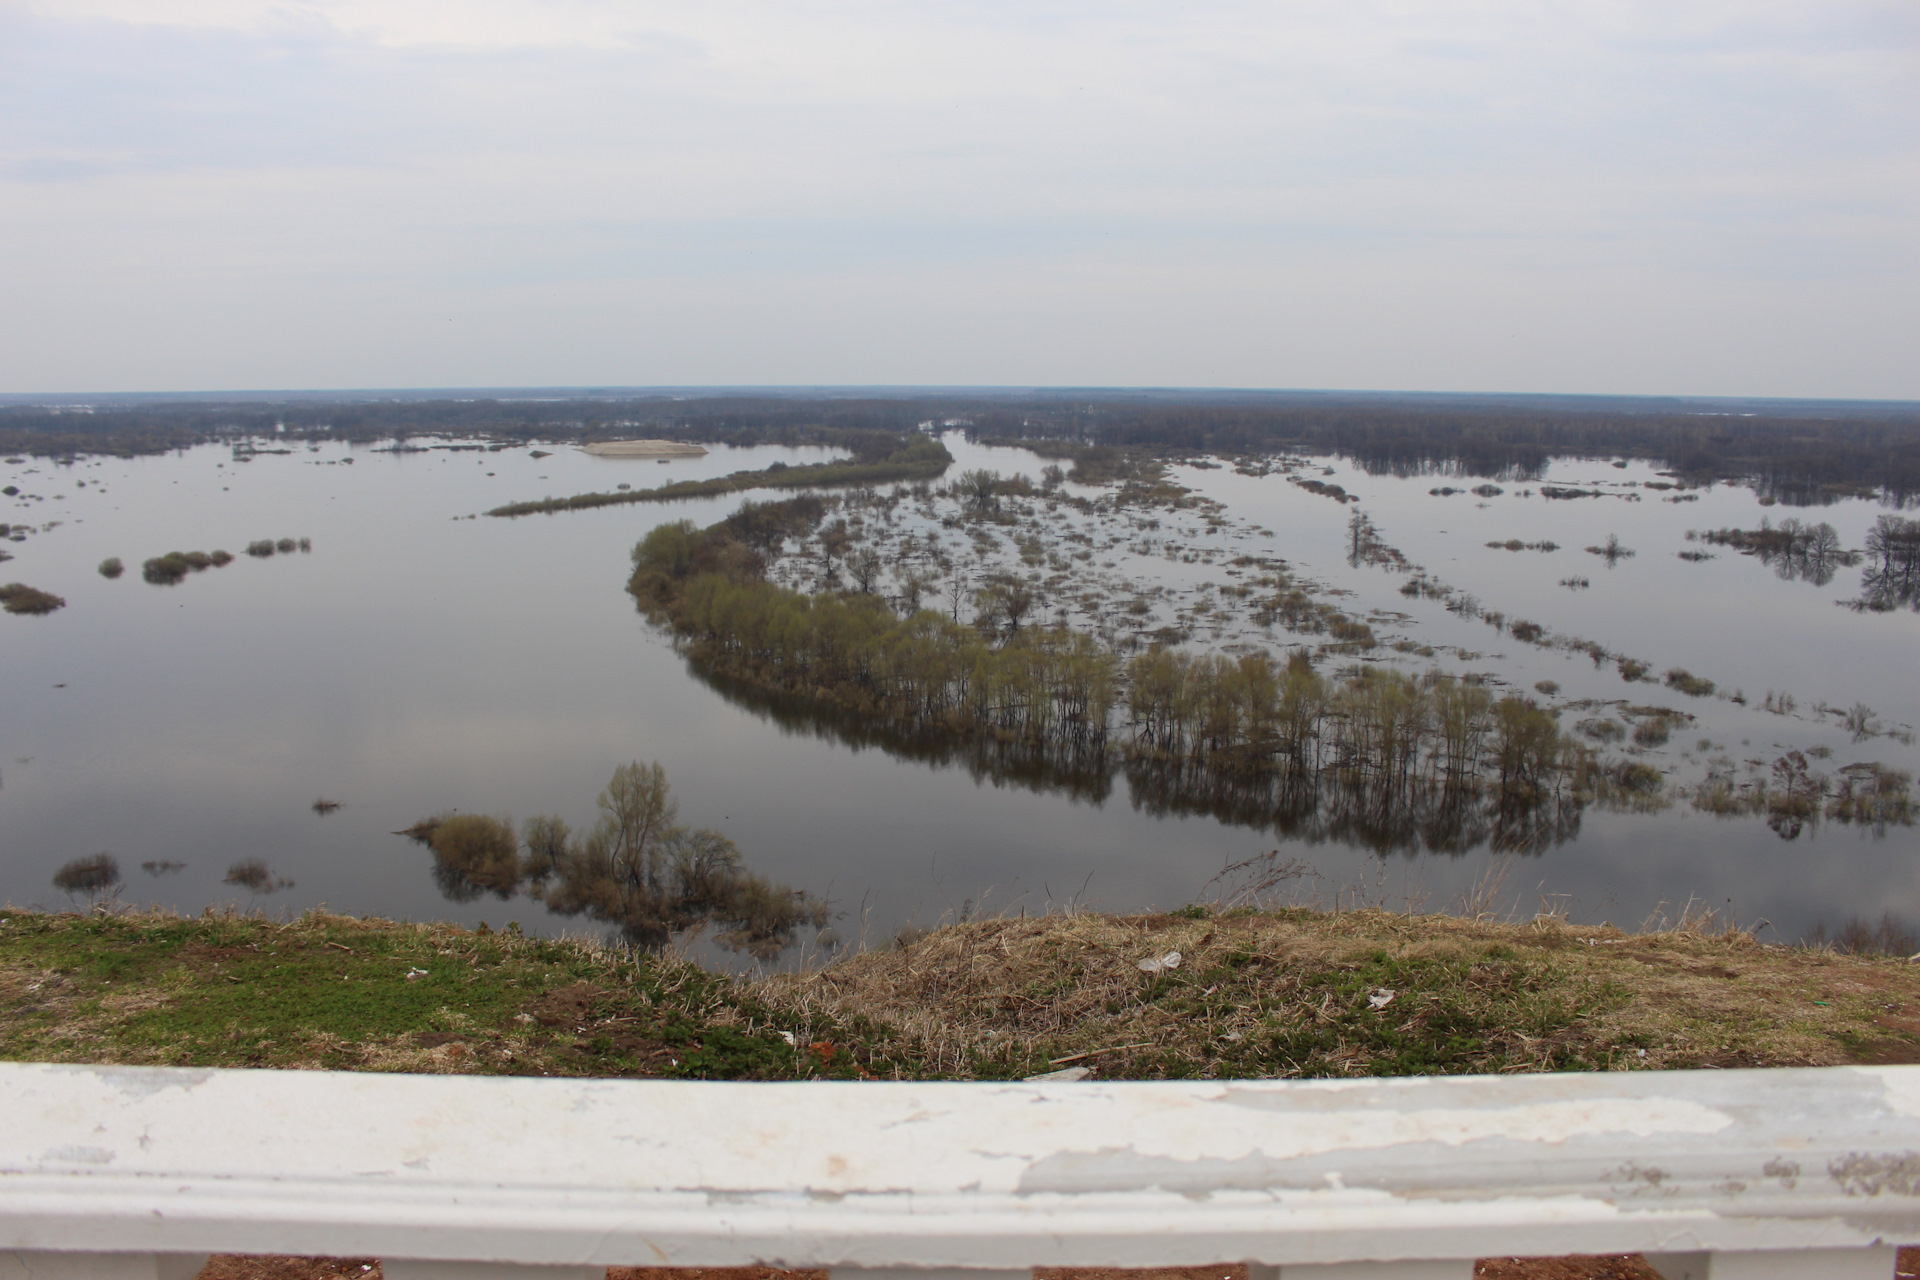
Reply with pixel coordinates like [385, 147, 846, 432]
[1, 1, 1914, 398]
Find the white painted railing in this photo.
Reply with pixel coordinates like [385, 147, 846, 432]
[3, 1063, 1919, 1280]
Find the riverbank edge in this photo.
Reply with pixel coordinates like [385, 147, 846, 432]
[5, 903, 1920, 1079]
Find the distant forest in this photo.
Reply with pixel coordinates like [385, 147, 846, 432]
[5, 391, 1918, 506]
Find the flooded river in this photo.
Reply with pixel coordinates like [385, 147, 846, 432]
[2, 434, 1915, 957]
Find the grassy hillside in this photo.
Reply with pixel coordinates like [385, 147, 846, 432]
[5, 905, 1919, 1078]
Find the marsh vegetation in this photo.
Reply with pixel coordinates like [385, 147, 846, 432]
[1696, 518, 1855, 586]
[127, 540, 305, 588]
[142, 549, 234, 584]
[604, 444, 1920, 862]
[1585, 534, 1635, 566]
[404, 762, 828, 956]
[224, 858, 294, 895]
[7, 408, 1918, 951]
[1688, 753, 1913, 840]
[625, 495, 1700, 856]
[245, 537, 311, 558]
[51, 853, 119, 899]
[0, 582, 64, 615]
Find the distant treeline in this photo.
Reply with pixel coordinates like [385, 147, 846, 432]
[969, 403, 1920, 505]
[7, 392, 1917, 505]
[0, 396, 932, 459]
[487, 432, 951, 517]
[629, 496, 1613, 856]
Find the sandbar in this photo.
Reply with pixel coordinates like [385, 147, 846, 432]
[580, 439, 708, 457]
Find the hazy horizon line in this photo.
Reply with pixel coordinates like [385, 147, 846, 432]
[7, 384, 1919, 414]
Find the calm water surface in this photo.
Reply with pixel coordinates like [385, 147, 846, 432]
[2, 436, 1914, 954]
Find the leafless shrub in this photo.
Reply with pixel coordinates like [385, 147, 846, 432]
[53, 853, 120, 900]
[224, 858, 294, 895]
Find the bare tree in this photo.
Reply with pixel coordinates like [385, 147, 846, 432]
[944, 560, 971, 622]
[521, 814, 572, 885]
[53, 853, 121, 904]
[974, 573, 1037, 639]
[816, 519, 851, 581]
[848, 547, 883, 594]
[958, 468, 1000, 514]
[596, 761, 681, 898]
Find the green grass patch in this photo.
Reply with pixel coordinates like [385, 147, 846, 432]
[0, 910, 900, 1080]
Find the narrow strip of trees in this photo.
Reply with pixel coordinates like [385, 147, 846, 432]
[487, 433, 952, 518]
[626, 497, 1599, 855]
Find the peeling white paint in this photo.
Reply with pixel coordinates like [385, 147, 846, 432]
[0, 1064, 1915, 1272]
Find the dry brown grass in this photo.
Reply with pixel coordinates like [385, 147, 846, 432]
[757, 906, 1920, 1079]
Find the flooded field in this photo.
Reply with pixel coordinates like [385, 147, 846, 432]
[2, 432, 1915, 958]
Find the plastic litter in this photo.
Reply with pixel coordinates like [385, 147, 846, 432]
[1025, 1066, 1091, 1082]
[1137, 950, 1182, 974]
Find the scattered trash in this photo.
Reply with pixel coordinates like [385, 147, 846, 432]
[778, 1030, 797, 1046]
[1025, 1066, 1091, 1082]
[404, 967, 428, 981]
[512, 1012, 534, 1024]
[1137, 950, 1182, 974]
[1048, 1042, 1153, 1067]
[1368, 989, 1396, 1010]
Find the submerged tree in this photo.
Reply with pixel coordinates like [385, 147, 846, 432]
[542, 761, 682, 919]
[223, 857, 294, 895]
[622, 495, 1624, 858]
[413, 814, 522, 901]
[402, 762, 828, 957]
[520, 813, 572, 885]
[1852, 515, 1920, 612]
[536, 762, 828, 955]
[957, 468, 1000, 513]
[53, 853, 121, 902]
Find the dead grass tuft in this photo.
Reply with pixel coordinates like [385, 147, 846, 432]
[9, 902, 1920, 1084]
[759, 906, 1920, 1078]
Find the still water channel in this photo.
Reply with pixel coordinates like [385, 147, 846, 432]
[2, 433, 1915, 956]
